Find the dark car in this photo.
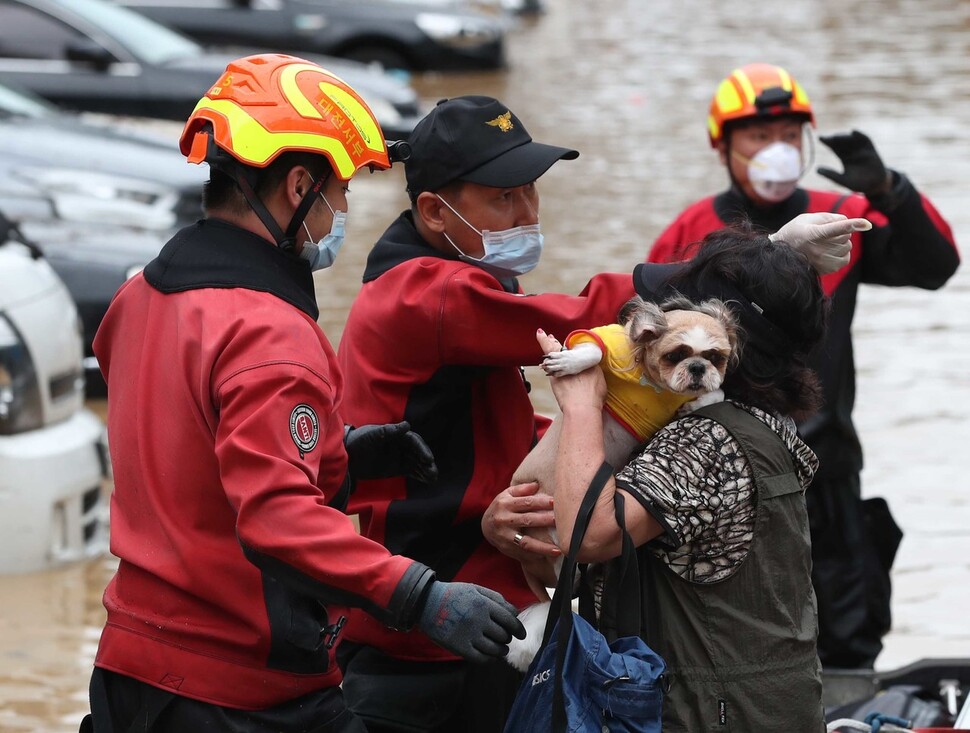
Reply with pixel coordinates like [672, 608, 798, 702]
[0, 81, 200, 394]
[403, 0, 543, 16]
[116, 0, 508, 72]
[18, 219, 168, 396]
[0, 0, 424, 139]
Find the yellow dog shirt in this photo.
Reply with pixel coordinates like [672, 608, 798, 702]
[565, 324, 693, 441]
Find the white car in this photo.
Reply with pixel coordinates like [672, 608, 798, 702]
[0, 235, 107, 573]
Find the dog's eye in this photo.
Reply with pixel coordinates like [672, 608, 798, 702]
[704, 351, 728, 368]
[663, 347, 690, 364]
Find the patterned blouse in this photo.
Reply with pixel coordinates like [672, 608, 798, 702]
[614, 401, 818, 584]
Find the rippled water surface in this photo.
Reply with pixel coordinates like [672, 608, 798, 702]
[1, 1, 968, 729]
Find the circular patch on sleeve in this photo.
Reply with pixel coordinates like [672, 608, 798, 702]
[290, 404, 320, 453]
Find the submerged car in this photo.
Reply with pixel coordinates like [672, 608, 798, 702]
[385, 0, 542, 15]
[0, 82, 202, 394]
[116, 0, 508, 72]
[0, 234, 108, 573]
[0, 82, 203, 233]
[0, 0, 424, 138]
[18, 219, 168, 397]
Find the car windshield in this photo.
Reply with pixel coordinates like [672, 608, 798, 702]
[0, 83, 52, 118]
[63, 0, 203, 65]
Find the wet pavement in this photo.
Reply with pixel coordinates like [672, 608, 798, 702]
[1, 0, 968, 729]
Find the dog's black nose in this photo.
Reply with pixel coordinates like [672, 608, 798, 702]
[688, 361, 707, 377]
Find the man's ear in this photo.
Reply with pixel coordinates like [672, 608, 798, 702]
[415, 191, 447, 233]
[716, 140, 729, 166]
[284, 165, 312, 209]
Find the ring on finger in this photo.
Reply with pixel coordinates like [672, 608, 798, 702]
[513, 532, 524, 546]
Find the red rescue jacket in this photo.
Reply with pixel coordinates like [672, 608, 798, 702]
[93, 220, 434, 709]
[338, 211, 635, 661]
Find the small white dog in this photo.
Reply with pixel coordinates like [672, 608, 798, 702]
[505, 295, 738, 671]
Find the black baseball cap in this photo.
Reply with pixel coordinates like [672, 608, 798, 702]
[405, 96, 579, 195]
[632, 262, 687, 303]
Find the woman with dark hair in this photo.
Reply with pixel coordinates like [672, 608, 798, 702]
[536, 226, 828, 731]
[659, 225, 827, 423]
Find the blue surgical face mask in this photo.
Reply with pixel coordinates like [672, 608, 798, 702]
[436, 194, 543, 278]
[300, 193, 346, 271]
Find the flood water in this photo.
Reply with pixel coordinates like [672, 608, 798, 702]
[2, 0, 968, 729]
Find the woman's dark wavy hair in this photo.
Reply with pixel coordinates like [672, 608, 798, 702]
[665, 223, 828, 421]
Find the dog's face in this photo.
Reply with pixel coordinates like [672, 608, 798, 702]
[644, 310, 733, 395]
[623, 297, 738, 396]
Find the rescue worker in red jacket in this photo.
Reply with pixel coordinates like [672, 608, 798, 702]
[82, 57, 525, 733]
[647, 63, 960, 669]
[334, 96, 638, 732]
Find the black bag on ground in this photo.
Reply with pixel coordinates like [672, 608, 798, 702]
[825, 684, 953, 727]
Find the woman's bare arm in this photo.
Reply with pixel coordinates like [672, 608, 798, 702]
[537, 329, 663, 561]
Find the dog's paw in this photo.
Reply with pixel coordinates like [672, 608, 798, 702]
[541, 343, 602, 376]
[540, 350, 573, 376]
[505, 601, 551, 672]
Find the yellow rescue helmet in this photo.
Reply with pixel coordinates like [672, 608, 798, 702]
[179, 53, 391, 181]
[707, 63, 815, 148]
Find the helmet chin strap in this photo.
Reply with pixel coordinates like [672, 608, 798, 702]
[723, 136, 747, 199]
[227, 161, 330, 253]
[283, 171, 331, 251]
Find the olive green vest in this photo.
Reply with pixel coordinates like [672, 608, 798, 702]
[604, 402, 823, 732]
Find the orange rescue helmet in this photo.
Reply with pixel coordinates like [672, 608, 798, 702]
[179, 53, 391, 181]
[707, 63, 815, 148]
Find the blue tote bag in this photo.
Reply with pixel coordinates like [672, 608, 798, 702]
[504, 463, 666, 733]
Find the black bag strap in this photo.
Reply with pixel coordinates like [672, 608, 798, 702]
[542, 461, 614, 646]
[576, 563, 596, 621]
[611, 491, 642, 637]
[573, 502, 639, 638]
[545, 461, 641, 733]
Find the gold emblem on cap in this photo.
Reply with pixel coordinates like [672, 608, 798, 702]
[485, 111, 513, 132]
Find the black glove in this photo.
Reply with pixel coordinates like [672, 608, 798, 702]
[344, 421, 438, 483]
[417, 580, 526, 663]
[817, 130, 892, 198]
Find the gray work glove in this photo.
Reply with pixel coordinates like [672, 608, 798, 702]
[344, 421, 438, 483]
[769, 212, 872, 274]
[817, 130, 893, 198]
[417, 580, 526, 663]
